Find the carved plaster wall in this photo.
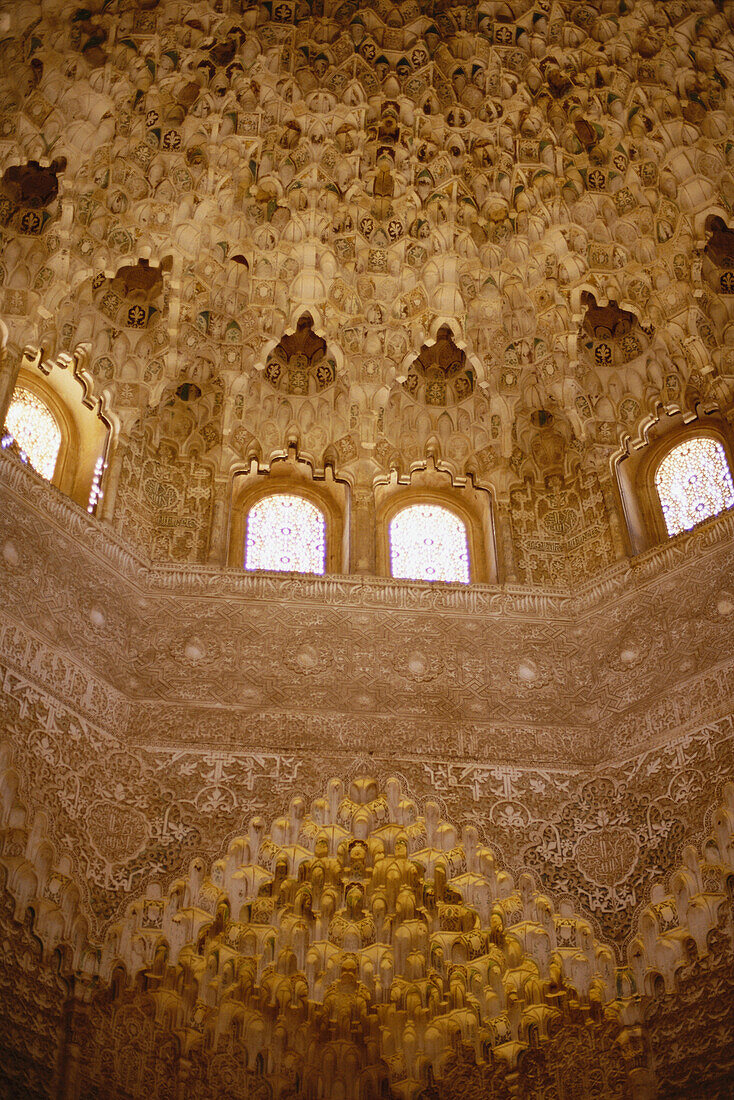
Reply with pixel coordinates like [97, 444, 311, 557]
[1, 455, 734, 1095]
[3, 0, 734, 577]
[2, 0, 734, 1095]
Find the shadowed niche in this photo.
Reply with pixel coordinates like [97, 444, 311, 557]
[1, 159, 65, 207]
[403, 325, 474, 406]
[264, 313, 335, 394]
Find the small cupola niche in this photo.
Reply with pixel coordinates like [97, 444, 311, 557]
[402, 326, 474, 406]
[264, 314, 335, 395]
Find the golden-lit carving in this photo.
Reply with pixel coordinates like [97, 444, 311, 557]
[1, 0, 734, 1093]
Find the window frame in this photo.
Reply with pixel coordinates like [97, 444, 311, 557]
[653, 432, 734, 539]
[4, 371, 79, 495]
[386, 498, 472, 584]
[242, 490, 328, 575]
[616, 412, 734, 552]
[228, 472, 346, 575]
[376, 487, 491, 583]
[4, 385, 63, 482]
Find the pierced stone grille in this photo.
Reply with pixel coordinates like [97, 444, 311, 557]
[3, 388, 61, 481]
[656, 437, 734, 536]
[245, 493, 326, 574]
[389, 503, 470, 583]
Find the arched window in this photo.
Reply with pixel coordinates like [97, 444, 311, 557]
[389, 503, 470, 583]
[2, 387, 61, 480]
[655, 437, 734, 536]
[244, 493, 326, 574]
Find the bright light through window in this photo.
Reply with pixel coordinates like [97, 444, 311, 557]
[87, 455, 105, 513]
[655, 437, 734, 536]
[389, 503, 470, 583]
[4, 388, 61, 480]
[245, 493, 326, 574]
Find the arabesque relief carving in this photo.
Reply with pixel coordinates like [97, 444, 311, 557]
[2, 456, 734, 952]
[2, 0, 734, 577]
[2, 0, 734, 1095]
[1, 767, 734, 1097]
